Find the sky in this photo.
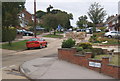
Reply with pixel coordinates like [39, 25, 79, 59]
[25, 0, 120, 27]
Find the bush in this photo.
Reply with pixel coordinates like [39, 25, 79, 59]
[89, 35, 98, 43]
[84, 48, 104, 58]
[92, 48, 104, 55]
[2, 27, 17, 42]
[77, 42, 92, 49]
[61, 38, 76, 48]
[76, 47, 83, 52]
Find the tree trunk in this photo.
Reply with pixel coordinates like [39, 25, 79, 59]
[8, 41, 12, 46]
[54, 29, 56, 35]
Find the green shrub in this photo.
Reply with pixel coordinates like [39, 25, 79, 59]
[92, 48, 104, 55]
[76, 47, 83, 52]
[2, 27, 17, 42]
[89, 35, 96, 42]
[61, 38, 76, 48]
[77, 42, 92, 49]
[84, 48, 104, 58]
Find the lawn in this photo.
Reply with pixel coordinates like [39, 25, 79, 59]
[94, 54, 119, 66]
[43, 34, 63, 38]
[1, 40, 28, 51]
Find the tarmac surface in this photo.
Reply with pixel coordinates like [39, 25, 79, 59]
[20, 57, 113, 79]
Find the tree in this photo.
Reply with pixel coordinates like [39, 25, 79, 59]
[51, 9, 73, 29]
[2, 2, 25, 27]
[87, 21, 94, 27]
[46, 5, 53, 13]
[76, 15, 88, 29]
[2, 2, 25, 45]
[87, 2, 107, 25]
[55, 12, 72, 29]
[42, 14, 59, 35]
[41, 9, 73, 33]
[36, 10, 46, 19]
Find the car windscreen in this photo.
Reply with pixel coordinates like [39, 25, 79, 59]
[28, 38, 38, 41]
[39, 38, 44, 41]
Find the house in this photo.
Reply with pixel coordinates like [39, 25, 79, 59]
[18, 8, 33, 27]
[105, 14, 120, 31]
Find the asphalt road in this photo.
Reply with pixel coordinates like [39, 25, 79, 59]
[2, 37, 63, 79]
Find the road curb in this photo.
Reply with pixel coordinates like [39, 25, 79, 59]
[19, 64, 33, 80]
[19, 57, 57, 80]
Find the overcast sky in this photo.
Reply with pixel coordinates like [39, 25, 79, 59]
[25, 0, 120, 27]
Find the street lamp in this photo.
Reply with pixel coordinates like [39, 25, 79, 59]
[34, 0, 37, 37]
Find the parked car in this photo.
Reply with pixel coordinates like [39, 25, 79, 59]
[96, 28, 101, 32]
[23, 31, 34, 36]
[17, 29, 34, 36]
[104, 31, 120, 38]
[26, 37, 47, 49]
[87, 27, 101, 32]
[76, 29, 86, 32]
[85, 28, 93, 34]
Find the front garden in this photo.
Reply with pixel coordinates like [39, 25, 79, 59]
[61, 38, 119, 66]
[59, 38, 119, 78]
[89, 32, 120, 45]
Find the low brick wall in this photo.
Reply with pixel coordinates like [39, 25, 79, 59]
[58, 48, 120, 79]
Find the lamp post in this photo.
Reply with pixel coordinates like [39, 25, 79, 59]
[34, 0, 37, 37]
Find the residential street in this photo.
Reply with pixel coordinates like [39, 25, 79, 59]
[2, 37, 63, 79]
[2, 0, 120, 80]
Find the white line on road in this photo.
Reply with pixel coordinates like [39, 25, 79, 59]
[1, 65, 17, 70]
[1, 67, 7, 69]
[9, 65, 16, 68]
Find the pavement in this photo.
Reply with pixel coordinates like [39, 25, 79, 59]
[20, 57, 113, 79]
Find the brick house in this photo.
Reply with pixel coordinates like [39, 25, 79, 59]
[18, 9, 33, 27]
[105, 14, 120, 31]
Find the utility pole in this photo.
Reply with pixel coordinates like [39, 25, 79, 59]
[34, 0, 37, 37]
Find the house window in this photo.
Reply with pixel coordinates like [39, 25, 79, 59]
[22, 13, 25, 17]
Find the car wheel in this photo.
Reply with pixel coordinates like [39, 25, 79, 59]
[26, 33, 29, 36]
[39, 44, 43, 49]
[108, 35, 112, 38]
[27, 48, 30, 50]
[45, 43, 47, 47]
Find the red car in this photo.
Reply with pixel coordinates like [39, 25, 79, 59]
[26, 37, 47, 49]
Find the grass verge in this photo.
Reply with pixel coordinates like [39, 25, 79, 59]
[1, 40, 28, 51]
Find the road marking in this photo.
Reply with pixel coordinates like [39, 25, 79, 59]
[1, 65, 17, 70]
[1, 67, 7, 69]
[9, 65, 16, 68]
